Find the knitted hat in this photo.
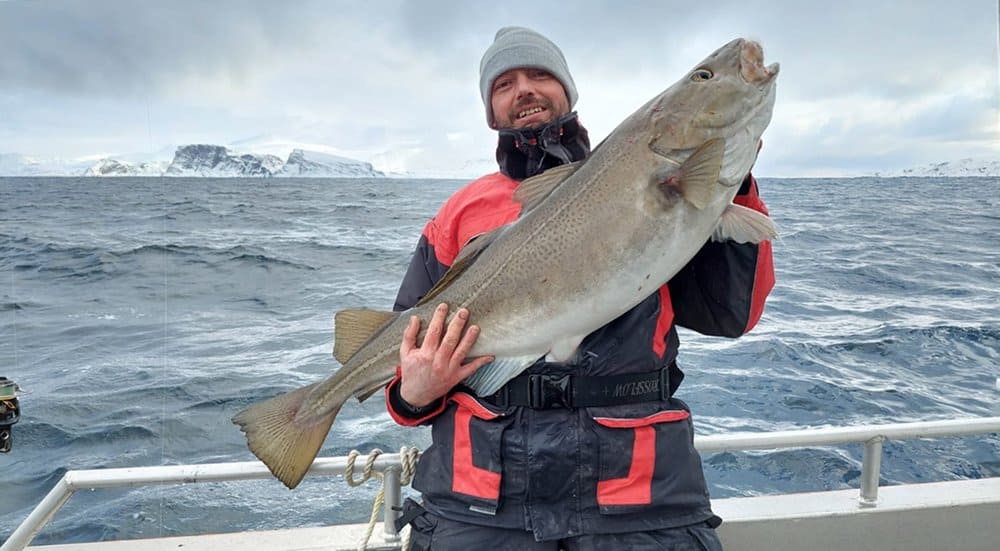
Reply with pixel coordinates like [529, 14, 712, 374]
[479, 26, 578, 127]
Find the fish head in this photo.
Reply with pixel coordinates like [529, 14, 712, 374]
[645, 38, 779, 186]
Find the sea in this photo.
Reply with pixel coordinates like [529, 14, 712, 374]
[1, 176, 998, 545]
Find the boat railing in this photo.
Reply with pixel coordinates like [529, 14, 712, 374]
[3, 416, 999, 551]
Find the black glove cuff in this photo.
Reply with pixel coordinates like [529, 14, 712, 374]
[389, 380, 444, 418]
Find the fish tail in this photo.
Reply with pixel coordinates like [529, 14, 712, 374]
[232, 382, 339, 489]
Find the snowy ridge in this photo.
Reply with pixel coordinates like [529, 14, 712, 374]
[164, 145, 284, 177]
[84, 158, 170, 177]
[0, 143, 385, 178]
[162, 144, 384, 177]
[0, 153, 92, 177]
[378, 157, 496, 180]
[275, 149, 384, 178]
[875, 157, 1000, 177]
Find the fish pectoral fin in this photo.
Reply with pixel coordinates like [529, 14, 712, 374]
[334, 309, 398, 364]
[712, 204, 778, 243]
[354, 382, 384, 403]
[463, 355, 542, 396]
[231, 382, 339, 489]
[658, 138, 725, 210]
[512, 161, 582, 214]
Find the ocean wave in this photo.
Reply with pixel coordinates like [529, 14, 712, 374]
[228, 251, 316, 270]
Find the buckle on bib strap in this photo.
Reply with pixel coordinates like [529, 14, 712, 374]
[530, 374, 572, 408]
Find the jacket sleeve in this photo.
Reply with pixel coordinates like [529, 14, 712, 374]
[667, 173, 775, 337]
[393, 228, 451, 312]
[386, 221, 453, 425]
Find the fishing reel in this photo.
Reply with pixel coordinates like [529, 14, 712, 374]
[0, 377, 21, 453]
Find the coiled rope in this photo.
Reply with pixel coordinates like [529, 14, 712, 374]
[345, 446, 420, 551]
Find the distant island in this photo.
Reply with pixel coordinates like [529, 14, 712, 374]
[872, 157, 999, 178]
[0, 145, 385, 178]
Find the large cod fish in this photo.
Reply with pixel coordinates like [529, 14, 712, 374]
[234, 37, 779, 488]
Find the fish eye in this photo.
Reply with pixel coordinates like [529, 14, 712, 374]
[691, 69, 714, 81]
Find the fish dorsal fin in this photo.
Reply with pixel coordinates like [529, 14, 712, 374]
[658, 138, 725, 210]
[712, 203, 778, 243]
[416, 160, 580, 311]
[512, 161, 582, 214]
[333, 309, 398, 363]
[453, 225, 506, 267]
[414, 227, 502, 308]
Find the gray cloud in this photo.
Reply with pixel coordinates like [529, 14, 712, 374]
[0, 0, 324, 97]
[7, 1, 993, 101]
[0, 0, 996, 175]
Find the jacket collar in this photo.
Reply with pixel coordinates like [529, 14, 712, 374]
[495, 111, 591, 180]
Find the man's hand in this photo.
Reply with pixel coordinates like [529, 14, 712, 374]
[398, 303, 494, 407]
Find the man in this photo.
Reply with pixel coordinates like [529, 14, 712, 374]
[385, 26, 774, 550]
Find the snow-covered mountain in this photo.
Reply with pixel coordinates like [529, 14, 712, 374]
[0, 144, 386, 178]
[164, 144, 284, 177]
[84, 158, 170, 177]
[161, 144, 384, 177]
[0, 153, 92, 177]
[162, 144, 384, 177]
[875, 157, 1000, 177]
[227, 135, 385, 177]
[275, 149, 384, 178]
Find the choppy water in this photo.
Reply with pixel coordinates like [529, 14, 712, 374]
[1, 176, 998, 545]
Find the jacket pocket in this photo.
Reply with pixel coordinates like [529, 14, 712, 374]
[443, 392, 512, 514]
[590, 404, 708, 514]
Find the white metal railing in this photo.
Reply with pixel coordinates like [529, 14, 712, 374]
[694, 416, 1000, 507]
[3, 416, 1000, 551]
[1, 454, 411, 551]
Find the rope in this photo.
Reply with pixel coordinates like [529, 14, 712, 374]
[346, 446, 421, 551]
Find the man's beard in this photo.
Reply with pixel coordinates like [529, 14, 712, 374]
[503, 97, 557, 130]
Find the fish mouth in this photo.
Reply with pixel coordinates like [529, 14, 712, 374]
[740, 40, 779, 87]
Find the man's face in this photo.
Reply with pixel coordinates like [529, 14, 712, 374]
[490, 68, 571, 130]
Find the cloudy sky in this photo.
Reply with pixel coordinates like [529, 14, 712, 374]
[1, 0, 997, 177]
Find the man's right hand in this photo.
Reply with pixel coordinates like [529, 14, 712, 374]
[398, 303, 494, 407]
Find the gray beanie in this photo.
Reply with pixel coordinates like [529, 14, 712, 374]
[479, 26, 578, 127]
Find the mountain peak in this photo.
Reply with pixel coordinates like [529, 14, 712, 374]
[165, 144, 284, 177]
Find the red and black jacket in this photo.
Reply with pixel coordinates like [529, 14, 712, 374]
[385, 169, 773, 540]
